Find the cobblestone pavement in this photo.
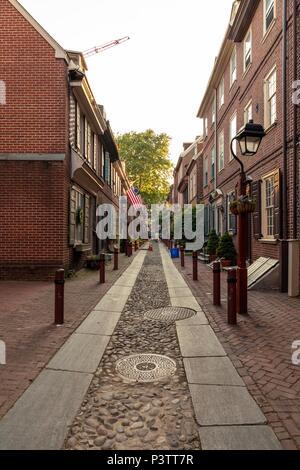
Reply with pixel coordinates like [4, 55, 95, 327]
[65, 244, 201, 451]
[173, 255, 300, 451]
[0, 254, 135, 419]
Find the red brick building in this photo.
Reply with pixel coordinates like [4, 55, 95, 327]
[0, 0, 130, 280]
[197, 0, 300, 296]
[170, 138, 203, 208]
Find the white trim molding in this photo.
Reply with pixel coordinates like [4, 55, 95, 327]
[0, 154, 65, 161]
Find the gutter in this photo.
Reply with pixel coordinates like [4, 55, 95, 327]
[293, 0, 298, 240]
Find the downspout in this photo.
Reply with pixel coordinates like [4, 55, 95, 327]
[293, 0, 298, 240]
[280, 0, 289, 293]
[214, 88, 218, 231]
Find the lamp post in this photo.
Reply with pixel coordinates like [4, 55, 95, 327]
[230, 120, 266, 315]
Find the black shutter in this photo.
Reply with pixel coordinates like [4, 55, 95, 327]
[225, 195, 228, 232]
[84, 195, 90, 244]
[204, 205, 209, 237]
[274, 170, 282, 239]
[69, 189, 76, 246]
[252, 180, 262, 239]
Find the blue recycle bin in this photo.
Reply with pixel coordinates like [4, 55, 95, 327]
[170, 247, 180, 259]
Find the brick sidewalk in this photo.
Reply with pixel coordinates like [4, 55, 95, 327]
[172, 255, 300, 450]
[0, 252, 137, 419]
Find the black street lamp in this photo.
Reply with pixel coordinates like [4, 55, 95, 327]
[230, 120, 266, 315]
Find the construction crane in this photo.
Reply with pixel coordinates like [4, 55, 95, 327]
[83, 36, 130, 58]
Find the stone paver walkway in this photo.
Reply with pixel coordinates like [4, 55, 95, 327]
[172, 253, 300, 450]
[0, 243, 282, 450]
[0, 253, 134, 419]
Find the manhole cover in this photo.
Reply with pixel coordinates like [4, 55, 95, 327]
[115, 354, 177, 382]
[144, 306, 196, 322]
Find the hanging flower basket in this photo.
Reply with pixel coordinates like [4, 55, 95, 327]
[230, 196, 256, 215]
[76, 208, 84, 225]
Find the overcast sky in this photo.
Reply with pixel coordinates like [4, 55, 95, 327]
[20, 0, 233, 164]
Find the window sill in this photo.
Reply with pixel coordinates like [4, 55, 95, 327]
[264, 120, 277, 134]
[258, 238, 278, 245]
[262, 19, 276, 44]
[74, 244, 92, 253]
[242, 63, 252, 80]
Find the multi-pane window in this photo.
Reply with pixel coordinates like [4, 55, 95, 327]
[229, 112, 237, 160]
[244, 100, 253, 124]
[212, 97, 216, 125]
[227, 191, 237, 234]
[218, 131, 224, 172]
[218, 77, 225, 109]
[230, 47, 237, 87]
[204, 158, 208, 187]
[204, 118, 208, 137]
[264, 175, 275, 237]
[211, 146, 215, 181]
[244, 29, 252, 71]
[265, 67, 277, 127]
[264, 0, 275, 33]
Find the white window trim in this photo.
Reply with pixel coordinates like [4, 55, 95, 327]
[218, 131, 225, 172]
[244, 99, 253, 125]
[261, 169, 278, 240]
[243, 27, 252, 73]
[212, 97, 216, 125]
[263, 0, 276, 36]
[229, 111, 237, 161]
[264, 65, 277, 130]
[218, 77, 225, 109]
[230, 47, 237, 88]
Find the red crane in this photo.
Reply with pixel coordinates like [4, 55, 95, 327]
[83, 36, 130, 58]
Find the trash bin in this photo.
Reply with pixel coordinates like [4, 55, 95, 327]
[170, 248, 180, 259]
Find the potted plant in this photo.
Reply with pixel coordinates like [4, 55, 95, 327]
[217, 232, 237, 268]
[230, 196, 256, 215]
[86, 254, 100, 270]
[207, 230, 220, 262]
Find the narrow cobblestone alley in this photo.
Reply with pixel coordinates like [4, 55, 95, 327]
[65, 243, 201, 451]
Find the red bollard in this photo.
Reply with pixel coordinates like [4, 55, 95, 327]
[213, 261, 221, 306]
[193, 251, 198, 281]
[227, 269, 237, 325]
[180, 246, 185, 268]
[99, 253, 105, 284]
[55, 269, 65, 325]
[134, 240, 138, 252]
[128, 242, 132, 257]
[114, 247, 119, 271]
[125, 240, 128, 257]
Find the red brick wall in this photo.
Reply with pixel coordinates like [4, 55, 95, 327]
[0, 0, 70, 279]
[200, 0, 300, 266]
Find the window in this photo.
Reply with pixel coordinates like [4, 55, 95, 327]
[264, 0, 275, 34]
[103, 152, 111, 184]
[204, 158, 208, 187]
[212, 97, 216, 125]
[244, 100, 253, 124]
[227, 191, 237, 234]
[189, 167, 197, 201]
[244, 29, 252, 72]
[204, 118, 208, 137]
[218, 131, 224, 172]
[229, 112, 237, 160]
[217, 206, 223, 236]
[80, 114, 86, 156]
[230, 47, 237, 87]
[218, 77, 224, 109]
[70, 187, 91, 245]
[264, 67, 277, 128]
[211, 146, 215, 181]
[262, 174, 275, 238]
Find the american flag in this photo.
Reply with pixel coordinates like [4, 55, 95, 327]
[127, 186, 143, 209]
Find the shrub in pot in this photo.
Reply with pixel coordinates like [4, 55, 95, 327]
[86, 254, 100, 270]
[207, 230, 220, 262]
[217, 232, 237, 267]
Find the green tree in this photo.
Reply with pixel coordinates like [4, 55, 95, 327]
[116, 130, 173, 204]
